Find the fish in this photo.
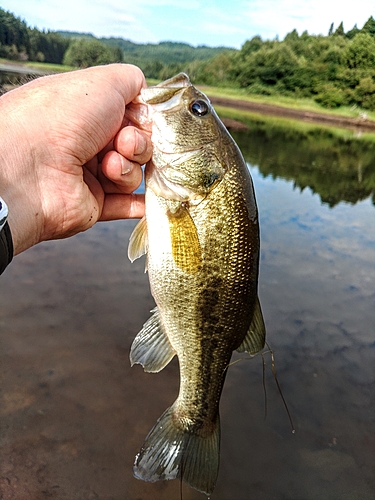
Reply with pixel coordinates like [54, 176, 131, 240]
[127, 73, 266, 496]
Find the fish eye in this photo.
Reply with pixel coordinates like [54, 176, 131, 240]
[190, 99, 209, 117]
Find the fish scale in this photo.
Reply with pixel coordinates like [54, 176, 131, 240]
[127, 73, 266, 495]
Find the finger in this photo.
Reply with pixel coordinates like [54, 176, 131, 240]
[100, 193, 145, 221]
[97, 140, 114, 164]
[85, 155, 99, 177]
[114, 126, 152, 165]
[101, 150, 144, 194]
[111, 64, 147, 105]
[82, 167, 105, 225]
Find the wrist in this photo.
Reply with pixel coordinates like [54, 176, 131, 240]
[0, 92, 43, 255]
[0, 197, 13, 274]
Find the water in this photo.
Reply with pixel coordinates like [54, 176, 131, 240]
[0, 67, 46, 90]
[0, 70, 20, 87]
[0, 118, 374, 499]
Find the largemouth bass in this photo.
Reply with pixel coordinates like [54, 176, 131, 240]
[127, 73, 265, 495]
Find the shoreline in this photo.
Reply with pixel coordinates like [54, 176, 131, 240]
[0, 62, 48, 75]
[208, 95, 375, 132]
[2, 62, 375, 132]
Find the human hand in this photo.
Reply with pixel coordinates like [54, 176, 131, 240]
[0, 64, 152, 255]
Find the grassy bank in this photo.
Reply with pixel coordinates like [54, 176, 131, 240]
[201, 85, 375, 123]
[2, 59, 375, 124]
[0, 58, 73, 73]
[148, 77, 375, 123]
[214, 105, 375, 143]
[23, 61, 73, 73]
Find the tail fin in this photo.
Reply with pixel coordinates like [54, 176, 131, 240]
[133, 404, 220, 496]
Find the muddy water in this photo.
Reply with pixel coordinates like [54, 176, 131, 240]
[1, 122, 374, 499]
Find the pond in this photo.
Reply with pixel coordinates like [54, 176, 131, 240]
[0, 66, 46, 90]
[0, 116, 374, 499]
[0, 70, 20, 87]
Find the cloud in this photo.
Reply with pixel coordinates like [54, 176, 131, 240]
[3, 0, 375, 47]
[3, 0, 160, 42]
[243, 0, 374, 39]
[133, 0, 201, 7]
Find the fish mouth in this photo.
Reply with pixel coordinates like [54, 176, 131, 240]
[141, 73, 191, 108]
[124, 75, 191, 132]
[156, 73, 191, 88]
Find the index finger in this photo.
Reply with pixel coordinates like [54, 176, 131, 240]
[100, 193, 145, 220]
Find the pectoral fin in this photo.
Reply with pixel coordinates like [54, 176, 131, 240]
[168, 204, 201, 273]
[128, 216, 148, 263]
[237, 296, 266, 355]
[130, 308, 176, 373]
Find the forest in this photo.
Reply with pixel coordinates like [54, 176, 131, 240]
[1, 7, 375, 111]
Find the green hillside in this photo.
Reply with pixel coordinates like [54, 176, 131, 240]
[57, 31, 229, 64]
[1, 7, 375, 111]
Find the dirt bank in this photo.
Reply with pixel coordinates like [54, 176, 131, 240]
[208, 95, 375, 132]
[2, 67, 375, 132]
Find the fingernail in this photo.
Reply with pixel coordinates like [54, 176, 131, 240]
[121, 157, 132, 175]
[135, 132, 147, 156]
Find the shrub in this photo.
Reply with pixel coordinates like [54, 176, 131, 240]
[314, 86, 345, 108]
[246, 81, 274, 95]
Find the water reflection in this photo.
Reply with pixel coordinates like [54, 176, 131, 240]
[0, 119, 374, 499]
[231, 122, 375, 207]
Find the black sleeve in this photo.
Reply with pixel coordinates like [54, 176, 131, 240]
[0, 222, 14, 275]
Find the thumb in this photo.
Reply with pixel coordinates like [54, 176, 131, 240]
[104, 64, 147, 105]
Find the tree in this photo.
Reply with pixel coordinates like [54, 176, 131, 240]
[334, 22, 345, 37]
[236, 42, 299, 88]
[345, 33, 375, 69]
[28, 29, 69, 63]
[346, 24, 360, 39]
[362, 16, 375, 37]
[0, 7, 29, 58]
[186, 51, 236, 86]
[63, 38, 121, 67]
[285, 29, 299, 42]
[142, 59, 164, 79]
[240, 36, 263, 57]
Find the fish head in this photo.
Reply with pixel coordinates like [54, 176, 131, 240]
[142, 73, 220, 152]
[141, 73, 229, 202]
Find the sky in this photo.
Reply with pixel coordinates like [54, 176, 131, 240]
[2, 0, 374, 49]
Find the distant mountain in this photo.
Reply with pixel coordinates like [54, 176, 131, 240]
[55, 31, 96, 39]
[56, 31, 233, 65]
